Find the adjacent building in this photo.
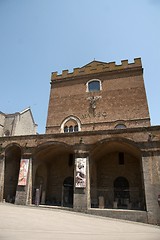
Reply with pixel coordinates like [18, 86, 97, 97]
[0, 108, 37, 136]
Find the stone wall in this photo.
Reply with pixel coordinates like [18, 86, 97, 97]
[14, 109, 37, 135]
[0, 108, 37, 137]
[0, 113, 5, 137]
[0, 126, 160, 224]
[87, 209, 148, 224]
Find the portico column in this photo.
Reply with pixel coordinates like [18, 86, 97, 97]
[15, 154, 32, 205]
[141, 151, 160, 225]
[73, 140, 90, 211]
[0, 153, 5, 202]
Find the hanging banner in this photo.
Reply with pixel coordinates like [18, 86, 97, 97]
[75, 158, 86, 188]
[18, 159, 29, 186]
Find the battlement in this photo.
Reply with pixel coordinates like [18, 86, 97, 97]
[51, 58, 142, 80]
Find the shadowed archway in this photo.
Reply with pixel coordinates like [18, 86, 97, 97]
[89, 138, 145, 210]
[33, 141, 74, 207]
[4, 145, 21, 203]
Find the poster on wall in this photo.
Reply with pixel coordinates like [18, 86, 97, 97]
[75, 158, 86, 188]
[18, 159, 29, 186]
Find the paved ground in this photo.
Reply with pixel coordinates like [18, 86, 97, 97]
[0, 203, 160, 240]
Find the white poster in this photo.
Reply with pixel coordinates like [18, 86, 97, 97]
[75, 158, 86, 188]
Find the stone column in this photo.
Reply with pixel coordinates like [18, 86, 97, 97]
[73, 140, 90, 211]
[26, 157, 32, 205]
[141, 151, 160, 225]
[0, 153, 5, 202]
[15, 154, 32, 205]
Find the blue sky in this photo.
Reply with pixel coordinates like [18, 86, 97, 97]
[0, 0, 160, 133]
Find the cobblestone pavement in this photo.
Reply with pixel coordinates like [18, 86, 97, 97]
[0, 203, 160, 240]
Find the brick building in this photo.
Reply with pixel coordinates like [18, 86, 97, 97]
[0, 58, 160, 225]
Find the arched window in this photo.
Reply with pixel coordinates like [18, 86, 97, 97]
[69, 126, 73, 132]
[115, 124, 126, 129]
[64, 126, 68, 133]
[74, 125, 78, 132]
[86, 79, 102, 92]
[61, 116, 81, 133]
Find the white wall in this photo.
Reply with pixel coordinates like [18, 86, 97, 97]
[14, 109, 37, 135]
[0, 113, 5, 136]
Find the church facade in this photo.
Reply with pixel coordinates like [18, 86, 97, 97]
[0, 58, 160, 225]
[0, 107, 37, 137]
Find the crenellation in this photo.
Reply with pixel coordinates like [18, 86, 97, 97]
[121, 59, 129, 66]
[134, 57, 142, 66]
[51, 57, 142, 80]
[73, 67, 80, 75]
[108, 61, 116, 70]
[62, 69, 69, 76]
[51, 71, 58, 78]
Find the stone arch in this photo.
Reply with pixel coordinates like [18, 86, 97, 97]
[60, 116, 81, 133]
[89, 137, 145, 210]
[33, 140, 73, 156]
[4, 144, 22, 203]
[90, 137, 141, 159]
[32, 141, 74, 207]
[4, 142, 22, 152]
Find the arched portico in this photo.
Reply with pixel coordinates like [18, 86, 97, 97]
[90, 138, 145, 210]
[3, 144, 21, 203]
[33, 141, 74, 207]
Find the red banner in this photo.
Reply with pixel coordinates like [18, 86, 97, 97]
[18, 159, 29, 186]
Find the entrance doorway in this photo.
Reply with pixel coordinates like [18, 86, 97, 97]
[62, 177, 74, 207]
[114, 177, 130, 209]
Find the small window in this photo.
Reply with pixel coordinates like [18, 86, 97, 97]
[4, 130, 10, 136]
[69, 126, 73, 132]
[61, 116, 81, 133]
[87, 80, 101, 92]
[68, 154, 74, 167]
[119, 152, 124, 165]
[74, 125, 78, 132]
[115, 124, 126, 129]
[64, 126, 68, 133]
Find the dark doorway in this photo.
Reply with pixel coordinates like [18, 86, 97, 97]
[114, 177, 130, 209]
[4, 146, 21, 203]
[63, 177, 74, 207]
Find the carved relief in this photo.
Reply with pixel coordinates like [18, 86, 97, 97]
[85, 96, 106, 119]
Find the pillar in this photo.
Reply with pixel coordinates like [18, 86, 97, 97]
[142, 151, 160, 225]
[0, 153, 5, 202]
[15, 154, 32, 205]
[73, 140, 90, 211]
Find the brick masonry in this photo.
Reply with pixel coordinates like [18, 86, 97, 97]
[46, 59, 150, 134]
[0, 58, 160, 225]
